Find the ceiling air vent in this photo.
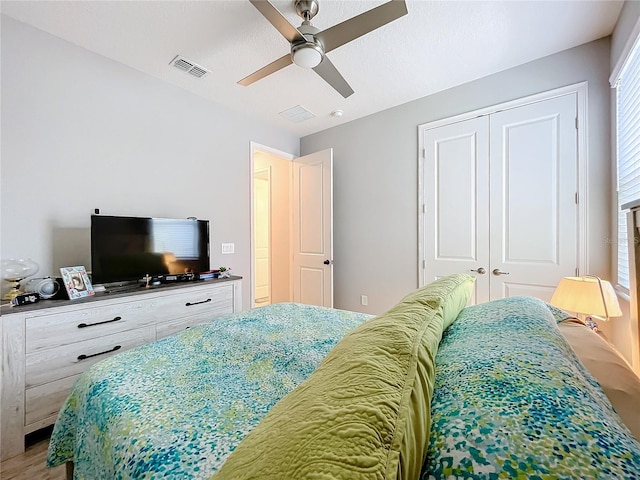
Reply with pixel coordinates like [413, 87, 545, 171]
[169, 55, 210, 79]
[279, 105, 316, 123]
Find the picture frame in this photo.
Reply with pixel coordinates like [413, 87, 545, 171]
[60, 266, 95, 300]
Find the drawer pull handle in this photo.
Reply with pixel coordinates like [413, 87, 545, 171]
[77, 345, 121, 361]
[186, 298, 212, 307]
[77, 316, 122, 329]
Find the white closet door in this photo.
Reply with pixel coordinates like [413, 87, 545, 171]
[423, 116, 491, 304]
[422, 93, 578, 304]
[489, 93, 578, 301]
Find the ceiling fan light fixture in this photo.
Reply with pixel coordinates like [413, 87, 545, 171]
[291, 43, 323, 68]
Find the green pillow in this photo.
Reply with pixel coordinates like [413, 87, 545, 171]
[397, 274, 475, 329]
[212, 274, 475, 480]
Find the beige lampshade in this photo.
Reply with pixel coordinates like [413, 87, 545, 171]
[550, 276, 622, 320]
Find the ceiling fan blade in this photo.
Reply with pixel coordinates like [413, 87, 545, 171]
[312, 56, 354, 98]
[238, 54, 293, 86]
[249, 0, 305, 44]
[315, 0, 408, 54]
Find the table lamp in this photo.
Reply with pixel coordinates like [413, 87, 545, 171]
[550, 275, 622, 331]
[1, 258, 40, 300]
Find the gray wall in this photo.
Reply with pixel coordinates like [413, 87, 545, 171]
[611, 0, 640, 73]
[302, 38, 612, 316]
[0, 16, 299, 310]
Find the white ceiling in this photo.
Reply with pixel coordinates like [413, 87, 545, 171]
[1, 0, 623, 137]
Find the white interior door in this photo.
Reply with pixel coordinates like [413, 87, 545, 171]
[292, 149, 333, 307]
[489, 94, 578, 301]
[253, 168, 271, 306]
[423, 116, 490, 304]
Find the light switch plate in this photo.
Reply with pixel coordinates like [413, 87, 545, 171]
[221, 243, 235, 254]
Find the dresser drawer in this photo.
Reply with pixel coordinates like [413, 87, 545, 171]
[156, 306, 231, 339]
[26, 302, 158, 353]
[154, 283, 234, 319]
[156, 285, 235, 339]
[25, 326, 156, 388]
[156, 314, 205, 340]
[25, 374, 80, 431]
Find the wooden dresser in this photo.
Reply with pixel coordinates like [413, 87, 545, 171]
[0, 277, 242, 460]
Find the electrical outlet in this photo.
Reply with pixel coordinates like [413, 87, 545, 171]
[221, 243, 235, 254]
[361, 295, 368, 306]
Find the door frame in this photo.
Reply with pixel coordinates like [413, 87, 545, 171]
[250, 142, 295, 308]
[417, 82, 588, 287]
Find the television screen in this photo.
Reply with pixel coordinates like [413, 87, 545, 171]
[91, 215, 210, 285]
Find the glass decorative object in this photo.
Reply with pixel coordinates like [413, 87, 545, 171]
[1, 258, 40, 300]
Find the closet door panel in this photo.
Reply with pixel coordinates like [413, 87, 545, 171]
[423, 116, 490, 304]
[489, 93, 578, 301]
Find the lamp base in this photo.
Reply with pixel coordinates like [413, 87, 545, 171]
[2, 287, 21, 301]
[2, 279, 22, 301]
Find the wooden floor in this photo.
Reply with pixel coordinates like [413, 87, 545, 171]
[0, 433, 65, 480]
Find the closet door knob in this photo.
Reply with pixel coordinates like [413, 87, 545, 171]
[470, 267, 486, 274]
[492, 269, 510, 276]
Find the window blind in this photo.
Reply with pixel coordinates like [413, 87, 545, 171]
[617, 38, 640, 290]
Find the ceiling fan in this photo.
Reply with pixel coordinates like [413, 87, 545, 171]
[239, 0, 408, 98]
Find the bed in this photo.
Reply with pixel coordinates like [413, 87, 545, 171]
[46, 274, 640, 479]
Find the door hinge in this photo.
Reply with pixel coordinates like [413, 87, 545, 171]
[575, 192, 578, 204]
[422, 148, 426, 158]
[575, 117, 579, 130]
[422, 204, 426, 213]
[575, 267, 579, 276]
[422, 260, 426, 269]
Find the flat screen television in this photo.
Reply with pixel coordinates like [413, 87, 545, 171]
[91, 215, 210, 285]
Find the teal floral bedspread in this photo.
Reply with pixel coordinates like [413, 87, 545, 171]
[48, 297, 640, 479]
[422, 296, 640, 479]
[46, 303, 372, 479]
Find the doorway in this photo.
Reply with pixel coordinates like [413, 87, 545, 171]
[251, 145, 294, 308]
[251, 144, 335, 309]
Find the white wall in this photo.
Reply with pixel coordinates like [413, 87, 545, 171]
[0, 16, 299, 310]
[301, 38, 612, 319]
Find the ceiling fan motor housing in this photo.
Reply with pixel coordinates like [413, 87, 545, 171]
[291, 22, 324, 68]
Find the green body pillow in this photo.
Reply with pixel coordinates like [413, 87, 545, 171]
[213, 273, 475, 480]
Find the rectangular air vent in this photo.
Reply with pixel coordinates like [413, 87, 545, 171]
[169, 55, 210, 79]
[189, 66, 209, 78]
[279, 105, 316, 123]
